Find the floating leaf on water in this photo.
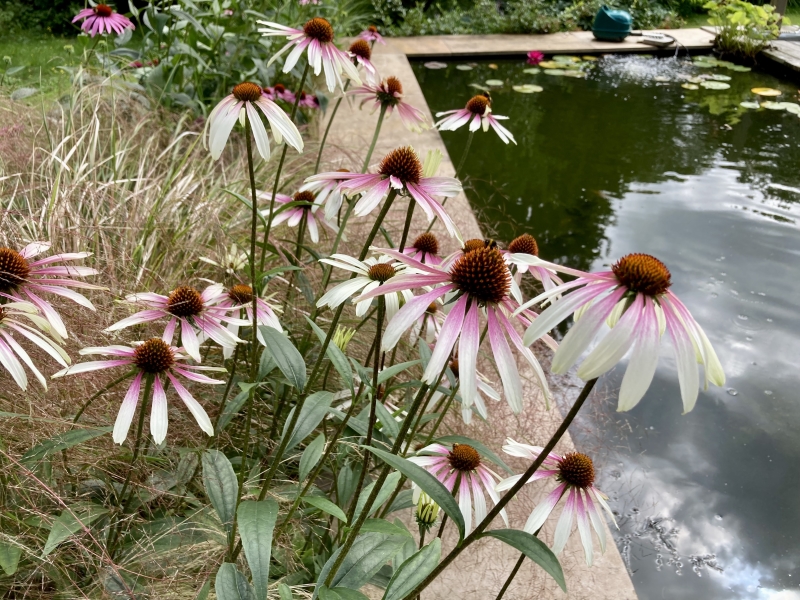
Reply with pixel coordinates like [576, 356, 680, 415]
[538, 61, 562, 69]
[739, 101, 760, 109]
[693, 55, 718, 64]
[468, 83, 488, 90]
[694, 62, 716, 68]
[653, 76, 671, 82]
[582, 55, 598, 61]
[423, 61, 447, 69]
[716, 60, 735, 68]
[512, 84, 544, 93]
[522, 68, 541, 74]
[456, 64, 473, 71]
[701, 81, 731, 90]
[751, 87, 781, 97]
[682, 83, 700, 90]
[782, 103, 800, 115]
[562, 70, 586, 78]
[553, 55, 580, 63]
[485, 79, 504, 87]
[639, 54, 654, 59]
[729, 65, 751, 72]
[761, 101, 784, 110]
[711, 74, 732, 81]
[488, 64, 498, 69]
[543, 69, 567, 76]
[687, 76, 704, 84]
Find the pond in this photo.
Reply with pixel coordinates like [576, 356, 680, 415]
[413, 55, 800, 599]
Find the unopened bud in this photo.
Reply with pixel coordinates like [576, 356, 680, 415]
[415, 491, 440, 531]
[333, 326, 356, 352]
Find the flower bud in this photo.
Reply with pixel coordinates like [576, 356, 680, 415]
[415, 492, 440, 531]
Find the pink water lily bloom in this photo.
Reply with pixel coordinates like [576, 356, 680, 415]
[435, 94, 516, 144]
[358, 25, 385, 45]
[260, 190, 335, 245]
[0, 242, 103, 339]
[355, 244, 553, 416]
[501, 234, 564, 303]
[497, 439, 615, 566]
[72, 4, 134, 37]
[258, 17, 361, 92]
[350, 76, 429, 133]
[105, 283, 246, 362]
[527, 51, 545, 65]
[211, 284, 282, 359]
[303, 147, 462, 238]
[53, 338, 225, 444]
[348, 39, 379, 85]
[207, 82, 303, 161]
[516, 253, 725, 413]
[408, 443, 507, 533]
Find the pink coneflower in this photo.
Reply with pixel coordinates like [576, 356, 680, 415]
[259, 190, 333, 244]
[516, 253, 725, 412]
[402, 232, 443, 266]
[350, 76, 429, 133]
[348, 39, 379, 85]
[502, 234, 563, 303]
[356, 245, 552, 415]
[304, 147, 462, 238]
[0, 300, 70, 391]
[299, 170, 348, 223]
[258, 17, 361, 92]
[497, 439, 615, 565]
[0, 242, 102, 339]
[299, 0, 319, 4]
[316, 254, 411, 319]
[212, 284, 281, 359]
[72, 4, 134, 37]
[408, 443, 507, 533]
[435, 94, 516, 145]
[264, 83, 296, 104]
[53, 338, 224, 444]
[358, 25, 385, 45]
[297, 91, 319, 109]
[105, 284, 245, 362]
[527, 51, 545, 66]
[207, 82, 303, 161]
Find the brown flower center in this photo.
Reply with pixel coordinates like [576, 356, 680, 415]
[612, 253, 672, 296]
[412, 232, 439, 256]
[368, 263, 396, 282]
[303, 17, 334, 43]
[166, 286, 204, 318]
[273, 83, 286, 93]
[426, 302, 439, 314]
[449, 358, 459, 378]
[228, 284, 253, 305]
[466, 94, 490, 115]
[368, 25, 379, 33]
[293, 190, 316, 208]
[134, 338, 175, 374]
[0, 247, 30, 294]
[508, 233, 539, 256]
[448, 443, 480, 471]
[557, 452, 595, 489]
[232, 82, 263, 102]
[349, 39, 371, 61]
[378, 146, 422, 185]
[462, 239, 485, 254]
[376, 76, 403, 107]
[450, 246, 510, 304]
[94, 4, 114, 17]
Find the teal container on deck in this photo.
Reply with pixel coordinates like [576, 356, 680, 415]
[592, 5, 633, 41]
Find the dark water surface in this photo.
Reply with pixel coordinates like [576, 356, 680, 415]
[413, 56, 800, 599]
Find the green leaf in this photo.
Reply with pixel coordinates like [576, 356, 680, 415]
[202, 450, 238, 533]
[258, 348, 277, 380]
[0, 541, 22, 575]
[329, 588, 370, 600]
[382, 539, 442, 600]
[365, 447, 465, 541]
[278, 583, 293, 600]
[299, 434, 325, 481]
[237, 500, 279, 600]
[377, 360, 419, 385]
[215, 563, 255, 600]
[260, 327, 306, 391]
[354, 471, 402, 520]
[282, 391, 334, 452]
[195, 580, 211, 600]
[217, 389, 248, 433]
[22, 428, 110, 465]
[42, 504, 108, 557]
[305, 317, 354, 395]
[478, 530, 565, 592]
[303, 496, 347, 523]
[314, 533, 408, 599]
[435, 435, 514, 475]
[353, 519, 412, 537]
[224, 189, 267, 230]
[375, 402, 399, 440]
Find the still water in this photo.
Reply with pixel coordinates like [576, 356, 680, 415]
[413, 55, 800, 599]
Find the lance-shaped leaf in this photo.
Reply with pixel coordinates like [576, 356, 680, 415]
[238, 500, 279, 600]
[382, 538, 442, 600]
[477, 529, 566, 592]
[303, 496, 348, 523]
[215, 563, 255, 600]
[22, 428, 110, 465]
[282, 391, 334, 451]
[307, 317, 355, 395]
[260, 326, 306, 391]
[299, 433, 326, 481]
[42, 504, 108, 557]
[202, 450, 238, 533]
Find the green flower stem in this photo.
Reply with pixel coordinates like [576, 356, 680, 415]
[421, 384, 459, 447]
[314, 80, 350, 174]
[260, 62, 310, 271]
[494, 552, 527, 600]
[211, 345, 240, 435]
[283, 210, 308, 312]
[425, 130, 474, 234]
[362, 104, 388, 174]
[397, 377, 599, 600]
[397, 199, 416, 253]
[71, 370, 136, 426]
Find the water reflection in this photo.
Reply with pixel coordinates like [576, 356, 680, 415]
[413, 56, 800, 599]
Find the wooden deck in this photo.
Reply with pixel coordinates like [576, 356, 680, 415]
[764, 40, 800, 73]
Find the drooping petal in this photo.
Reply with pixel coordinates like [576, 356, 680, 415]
[150, 375, 169, 444]
[422, 294, 467, 384]
[113, 372, 143, 444]
[167, 373, 214, 436]
[524, 482, 566, 534]
[552, 488, 577, 555]
[487, 307, 523, 414]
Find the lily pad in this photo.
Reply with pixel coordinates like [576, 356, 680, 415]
[485, 79, 504, 87]
[512, 84, 544, 93]
[553, 55, 581, 63]
[687, 76, 704, 84]
[468, 83, 488, 90]
[456, 64, 473, 71]
[562, 70, 587, 78]
[543, 69, 567, 76]
[716, 60, 735, 69]
[739, 101, 760, 109]
[751, 87, 782, 97]
[488, 64, 498, 69]
[693, 55, 718, 63]
[523, 68, 541, 75]
[761, 101, 785, 110]
[711, 74, 732, 81]
[694, 62, 716, 68]
[729, 65, 752, 72]
[538, 61, 562, 69]
[582, 55, 598, 61]
[681, 83, 700, 90]
[653, 76, 671, 82]
[700, 81, 731, 90]
[782, 103, 800, 115]
[424, 61, 448, 69]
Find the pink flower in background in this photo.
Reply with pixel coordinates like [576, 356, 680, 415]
[527, 51, 545, 65]
[299, 0, 319, 4]
[212, 285, 282, 359]
[359, 25, 385, 45]
[299, 170, 347, 223]
[259, 190, 334, 245]
[0, 242, 103, 339]
[497, 439, 615, 565]
[258, 17, 361, 92]
[408, 443, 507, 533]
[348, 39, 379, 85]
[72, 4, 135, 37]
[54, 338, 225, 444]
[516, 253, 725, 412]
[402, 232, 442, 265]
[222, 8, 234, 15]
[435, 94, 516, 144]
[350, 76, 429, 133]
[263, 83, 296, 104]
[297, 91, 319, 108]
[501, 233, 564, 303]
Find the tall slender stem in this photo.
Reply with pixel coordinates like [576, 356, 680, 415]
[397, 199, 416, 253]
[314, 80, 350, 174]
[495, 552, 526, 600]
[361, 104, 387, 173]
[398, 377, 599, 600]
